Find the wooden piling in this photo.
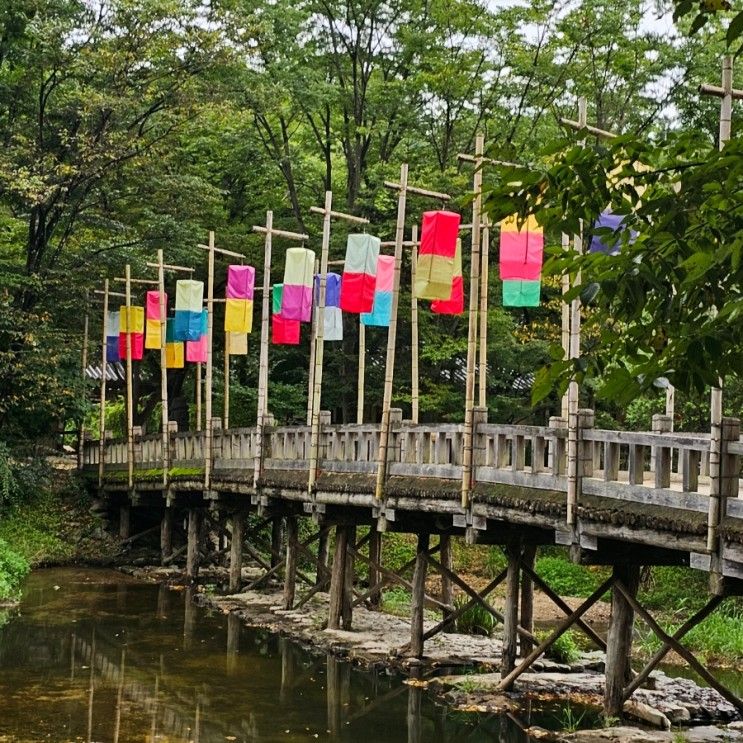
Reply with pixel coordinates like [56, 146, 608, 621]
[328, 525, 348, 630]
[316, 528, 331, 590]
[500, 544, 521, 679]
[160, 506, 173, 565]
[341, 525, 356, 630]
[271, 516, 284, 570]
[520, 544, 537, 656]
[604, 563, 641, 717]
[410, 532, 430, 658]
[439, 534, 453, 619]
[186, 509, 200, 580]
[284, 516, 298, 609]
[368, 529, 382, 609]
[119, 504, 131, 540]
[229, 510, 244, 593]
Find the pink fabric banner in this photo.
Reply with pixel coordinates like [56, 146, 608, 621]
[146, 291, 167, 321]
[227, 265, 255, 300]
[375, 256, 395, 293]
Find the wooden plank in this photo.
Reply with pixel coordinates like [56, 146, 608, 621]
[581, 480, 709, 513]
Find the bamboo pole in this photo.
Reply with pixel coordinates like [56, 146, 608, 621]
[411, 225, 419, 424]
[195, 363, 202, 431]
[307, 258, 320, 425]
[374, 163, 409, 500]
[478, 216, 490, 409]
[308, 195, 368, 491]
[256, 212, 273, 487]
[98, 280, 109, 488]
[460, 134, 484, 508]
[157, 250, 169, 487]
[204, 231, 215, 489]
[560, 232, 571, 418]
[566, 98, 587, 526]
[375, 168, 450, 500]
[124, 264, 134, 490]
[223, 331, 230, 429]
[357, 319, 365, 424]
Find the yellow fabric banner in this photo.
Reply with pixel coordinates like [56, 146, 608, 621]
[224, 298, 253, 333]
[145, 317, 162, 349]
[118, 306, 145, 334]
[228, 332, 248, 355]
[165, 341, 184, 369]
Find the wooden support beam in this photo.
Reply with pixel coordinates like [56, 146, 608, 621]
[501, 544, 521, 679]
[409, 533, 430, 658]
[520, 545, 537, 656]
[496, 575, 615, 692]
[160, 507, 173, 565]
[604, 564, 641, 717]
[341, 525, 356, 629]
[119, 504, 131, 540]
[328, 525, 348, 630]
[615, 580, 743, 715]
[520, 560, 606, 651]
[283, 516, 298, 609]
[186, 509, 200, 580]
[368, 530, 382, 609]
[271, 516, 284, 569]
[623, 595, 724, 701]
[229, 510, 244, 593]
[439, 534, 453, 620]
[316, 527, 331, 591]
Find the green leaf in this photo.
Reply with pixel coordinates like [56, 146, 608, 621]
[727, 10, 743, 45]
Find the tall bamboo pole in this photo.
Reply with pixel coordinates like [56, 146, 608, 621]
[411, 224, 420, 424]
[256, 212, 272, 487]
[375, 164, 409, 500]
[195, 363, 202, 431]
[477, 216, 490, 409]
[357, 320, 365, 425]
[224, 331, 230, 429]
[560, 232, 571, 419]
[157, 250, 169, 487]
[461, 134, 484, 508]
[307, 258, 320, 425]
[204, 231, 215, 489]
[98, 280, 109, 488]
[124, 264, 134, 490]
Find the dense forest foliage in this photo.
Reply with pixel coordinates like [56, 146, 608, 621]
[0, 0, 741, 460]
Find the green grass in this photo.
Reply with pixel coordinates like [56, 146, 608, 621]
[535, 555, 609, 598]
[453, 594, 496, 636]
[537, 628, 582, 664]
[0, 539, 29, 602]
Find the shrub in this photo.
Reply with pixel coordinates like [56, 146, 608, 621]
[538, 629, 581, 664]
[0, 538, 30, 601]
[453, 594, 495, 636]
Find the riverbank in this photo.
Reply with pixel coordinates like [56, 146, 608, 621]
[119, 563, 742, 740]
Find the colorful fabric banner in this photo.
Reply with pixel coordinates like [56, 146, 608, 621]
[499, 214, 544, 308]
[225, 298, 253, 333]
[502, 280, 541, 307]
[314, 272, 343, 341]
[340, 233, 380, 313]
[145, 291, 167, 350]
[165, 318, 184, 368]
[118, 305, 144, 361]
[589, 211, 634, 255]
[415, 210, 461, 300]
[281, 247, 315, 322]
[431, 239, 464, 315]
[361, 255, 394, 327]
[105, 311, 120, 362]
[185, 310, 208, 363]
[272, 284, 300, 345]
[226, 265, 255, 300]
[174, 279, 204, 341]
[499, 214, 543, 280]
[228, 332, 248, 355]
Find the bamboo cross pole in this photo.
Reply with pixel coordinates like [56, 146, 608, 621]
[196, 233, 245, 488]
[459, 134, 485, 508]
[145, 255, 194, 487]
[251, 215, 309, 487]
[374, 166, 450, 501]
[700, 55, 743, 551]
[307, 194, 369, 492]
[410, 225, 420, 423]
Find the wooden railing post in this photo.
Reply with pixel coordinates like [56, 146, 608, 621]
[132, 426, 143, 479]
[709, 416, 740, 555]
[253, 413, 274, 488]
[577, 409, 594, 478]
[548, 416, 567, 476]
[471, 407, 488, 488]
[651, 414, 673, 489]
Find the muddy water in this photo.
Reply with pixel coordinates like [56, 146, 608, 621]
[0, 568, 589, 743]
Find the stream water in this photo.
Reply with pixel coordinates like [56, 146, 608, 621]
[0, 568, 601, 743]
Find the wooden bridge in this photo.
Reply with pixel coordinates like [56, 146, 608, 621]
[83, 408, 743, 719]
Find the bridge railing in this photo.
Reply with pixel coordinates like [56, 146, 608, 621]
[318, 423, 382, 474]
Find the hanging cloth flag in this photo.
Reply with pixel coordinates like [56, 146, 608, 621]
[415, 210, 461, 300]
[118, 305, 144, 360]
[431, 239, 464, 315]
[228, 332, 248, 355]
[105, 310, 120, 362]
[589, 210, 635, 255]
[185, 310, 208, 363]
[281, 248, 315, 322]
[361, 255, 394, 327]
[225, 265, 255, 333]
[165, 318, 185, 368]
[272, 284, 300, 345]
[174, 279, 204, 341]
[340, 234, 380, 313]
[145, 291, 167, 350]
[314, 272, 343, 341]
[499, 214, 544, 308]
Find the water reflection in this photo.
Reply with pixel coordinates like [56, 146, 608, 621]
[0, 568, 557, 742]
